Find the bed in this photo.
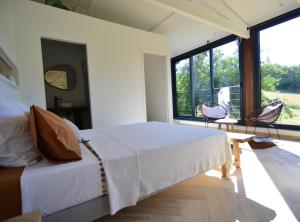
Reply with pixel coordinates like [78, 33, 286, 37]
[0, 74, 232, 222]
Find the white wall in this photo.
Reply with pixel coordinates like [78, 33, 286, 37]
[11, 0, 171, 128]
[144, 54, 169, 122]
[0, 0, 17, 64]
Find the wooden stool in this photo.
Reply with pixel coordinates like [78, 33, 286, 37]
[227, 132, 256, 168]
[3, 211, 41, 222]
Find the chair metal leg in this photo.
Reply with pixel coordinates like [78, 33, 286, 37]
[267, 127, 271, 138]
[274, 126, 280, 140]
[253, 126, 257, 135]
[246, 125, 248, 134]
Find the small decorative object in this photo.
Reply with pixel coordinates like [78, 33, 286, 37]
[60, 102, 74, 108]
[45, 70, 68, 90]
[45, 0, 69, 10]
[44, 64, 76, 90]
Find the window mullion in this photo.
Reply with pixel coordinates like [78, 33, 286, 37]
[190, 56, 195, 118]
[209, 49, 215, 103]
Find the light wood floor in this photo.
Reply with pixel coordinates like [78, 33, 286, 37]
[95, 140, 300, 222]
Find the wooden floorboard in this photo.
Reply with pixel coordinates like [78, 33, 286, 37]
[95, 140, 300, 222]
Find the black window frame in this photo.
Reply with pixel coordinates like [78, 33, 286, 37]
[251, 8, 300, 131]
[171, 35, 245, 123]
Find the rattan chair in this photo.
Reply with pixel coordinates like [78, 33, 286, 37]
[201, 102, 228, 128]
[245, 100, 283, 139]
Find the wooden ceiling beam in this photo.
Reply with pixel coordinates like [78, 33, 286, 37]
[144, 0, 250, 38]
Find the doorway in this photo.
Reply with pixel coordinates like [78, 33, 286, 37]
[143, 53, 168, 122]
[41, 38, 92, 129]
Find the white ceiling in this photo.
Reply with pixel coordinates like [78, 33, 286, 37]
[32, 0, 300, 57]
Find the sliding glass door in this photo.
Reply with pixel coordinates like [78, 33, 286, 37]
[259, 16, 300, 127]
[175, 58, 192, 117]
[172, 36, 242, 121]
[193, 51, 211, 117]
[213, 41, 241, 119]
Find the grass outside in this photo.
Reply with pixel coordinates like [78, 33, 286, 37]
[263, 90, 300, 125]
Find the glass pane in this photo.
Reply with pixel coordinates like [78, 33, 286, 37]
[213, 41, 240, 119]
[260, 17, 300, 125]
[193, 51, 211, 117]
[175, 58, 192, 117]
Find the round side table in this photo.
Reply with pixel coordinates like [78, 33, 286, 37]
[215, 118, 238, 132]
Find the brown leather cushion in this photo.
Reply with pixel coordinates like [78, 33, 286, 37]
[29, 105, 81, 161]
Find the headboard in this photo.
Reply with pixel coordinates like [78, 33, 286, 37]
[0, 74, 20, 102]
[0, 45, 19, 102]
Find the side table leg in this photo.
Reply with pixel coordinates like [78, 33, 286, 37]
[230, 123, 234, 132]
[218, 123, 221, 129]
[221, 164, 227, 178]
[233, 141, 240, 168]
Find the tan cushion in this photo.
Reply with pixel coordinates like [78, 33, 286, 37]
[29, 105, 81, 161]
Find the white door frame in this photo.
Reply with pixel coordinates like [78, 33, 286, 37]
[140, 49, 173, 122]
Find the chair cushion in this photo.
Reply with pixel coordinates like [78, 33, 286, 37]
[260, 103, 281, 116]
[202, 105, 227, 119]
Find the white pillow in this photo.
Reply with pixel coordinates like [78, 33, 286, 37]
[63, 118, 82, 143]
[0, 102, 41, 167]
[0, 117, 41, 167]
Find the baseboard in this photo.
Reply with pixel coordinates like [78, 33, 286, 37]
[174, 120, 300, 141]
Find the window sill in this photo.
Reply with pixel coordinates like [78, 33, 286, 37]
[173, 119, 300, 141]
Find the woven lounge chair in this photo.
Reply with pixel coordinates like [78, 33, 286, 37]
[201, 102, 228, 128]
[245, 100, 283, 139]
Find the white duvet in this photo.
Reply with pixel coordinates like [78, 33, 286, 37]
[81, 121, 232, 215]
[21, 144, 103, 216]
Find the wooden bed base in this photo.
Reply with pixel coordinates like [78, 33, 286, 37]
[43, 196, 109, 222]
[44, 166, 229, 222]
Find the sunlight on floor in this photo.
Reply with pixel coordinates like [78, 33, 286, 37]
[204, 169, 222, 178]
[275, 140, 300, 157]
[238, 142, 298, 221]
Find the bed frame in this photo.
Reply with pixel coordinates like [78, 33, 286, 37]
[43, 196, 109, 222]
[43, 163, 227, 222]
[0, 69, 229, 222]
[0, 75, 110, 221]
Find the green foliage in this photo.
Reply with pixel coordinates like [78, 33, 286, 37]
[175, 47, 241, 118]
[175, 61, 192, 116]
[261, 75, 279, 92]
[260, 60, 300, 124]
[175, 45, 300, 124]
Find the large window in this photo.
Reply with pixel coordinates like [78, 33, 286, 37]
[172, 36, 242, 121]
[256, 14, 300, 128]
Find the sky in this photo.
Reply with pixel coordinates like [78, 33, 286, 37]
[260, 16, 300, 66]
[176, 16, 300, 70]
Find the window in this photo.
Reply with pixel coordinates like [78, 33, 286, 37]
[213, 42, 241, 119]
[175, 58, 192, 117]
[172, 36, 242, 121]
[254, 12, 300, 128]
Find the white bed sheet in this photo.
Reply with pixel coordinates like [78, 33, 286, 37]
[81, 121, 232, 215]
[21, 144, 103, 216]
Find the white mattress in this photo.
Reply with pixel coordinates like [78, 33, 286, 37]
[21, 144, 103, 216]
[81, 121, 232, 214]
